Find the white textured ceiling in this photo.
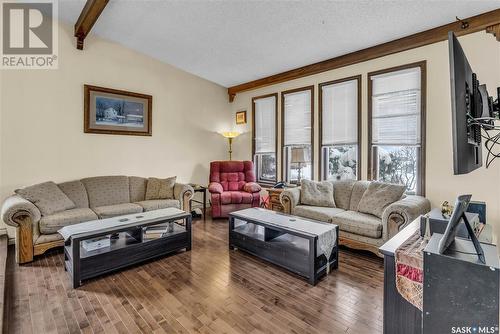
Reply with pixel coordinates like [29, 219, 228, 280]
[59, 0, 500, 87]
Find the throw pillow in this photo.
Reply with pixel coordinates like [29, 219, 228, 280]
[15, 181, 76, 216]
[357, 181, 406, 218]
[145, 177, 176, 200]
[300, 179, 336, 208]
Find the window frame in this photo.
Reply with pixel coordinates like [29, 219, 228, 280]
[367, 61, 427, 195]
[252, 92, 279, 186]
[318, 75, 362, 181]
[280, 85, 315, 183]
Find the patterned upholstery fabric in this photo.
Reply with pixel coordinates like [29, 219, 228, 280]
[209, 161, 260, 218]
[34, 233, 63, 245]
[81, 176, 130, 208]
[357, 181, 406, 218]
[381, 195, 431, 240]
[93, 203, 143, 219]
[331, 180, 355, 210]
[1, 195, 42, 227]
[292, 205, 344, 223]
[15, 181, 76, 216]
[145, 177, 176, 200]
[300, 179, 336, 207]
[129, 176, 148, 203]
[39, 208, 98, 234]
[280, 187, 301, 211]
[135, 199, 180, 212]
[330, 211, 382, 238]
[58, 180, 89, 208]
[340, 230, 386, 247]
[173, 183, 194, 210]
[348, 181, 370, 211]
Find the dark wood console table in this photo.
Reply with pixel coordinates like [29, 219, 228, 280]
[379, 217, 493, 334]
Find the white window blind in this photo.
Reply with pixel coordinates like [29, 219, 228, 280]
[254, 96, 276, 154]
[284, 90, 312, 146]
[322, 79, 358, 145]
[371, 67, 421, 145]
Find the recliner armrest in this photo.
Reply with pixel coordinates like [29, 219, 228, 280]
[208, 182, 223, 194]
[243, 182, 261, 193]
[382, 195, 431, 240]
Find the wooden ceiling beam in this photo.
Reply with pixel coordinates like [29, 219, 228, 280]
[486, 23, 500, 41]
[227, 8, 500, 102]
[74, 0, 110, 50]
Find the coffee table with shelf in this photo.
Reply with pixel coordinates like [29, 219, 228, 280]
[60, 208, 192, 288]
[229, 208, 339, 285]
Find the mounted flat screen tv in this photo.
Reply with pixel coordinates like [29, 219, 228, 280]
[449, 32, 483, 174]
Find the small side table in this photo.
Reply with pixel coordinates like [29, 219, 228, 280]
[266, 188, 284, 213]
[189, 184, 207, 218]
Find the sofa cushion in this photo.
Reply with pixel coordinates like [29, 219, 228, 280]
[300, 179, 336, 208]
[349, 181, 371, 211]
[357, 181, 406, 218]
[135, 200, 180, 212]
[331, 180, 355, 210]
[220, 191, 253, 205]
[58, 180, 89, 208]
[39, 208, 97, 234]
[129, 176, 148, 202]
[145, 177, 176, 200]
[93, 203, 143, 219]
[293, 205, 344, 223]
[15, 181, 76, 216]
[81, 176, 130, 207]
[330, 211, 382, 238]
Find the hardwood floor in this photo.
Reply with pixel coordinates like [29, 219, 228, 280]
[6, 218, 384, 334]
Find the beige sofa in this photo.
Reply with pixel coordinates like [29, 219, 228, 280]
[280, 180, 430, 256]
[1, 176, 194, 264]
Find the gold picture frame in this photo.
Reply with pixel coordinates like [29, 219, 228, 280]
[236, 110, 247, 124]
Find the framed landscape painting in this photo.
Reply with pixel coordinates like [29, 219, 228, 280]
[84, 85, 152, 136]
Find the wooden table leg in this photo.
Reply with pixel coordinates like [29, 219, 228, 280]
[72, 239, 81, 288]
[308, 238, 317, 285]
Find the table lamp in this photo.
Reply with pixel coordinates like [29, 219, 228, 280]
[291, 147, 309, 184]
[221, 132, 240, 160]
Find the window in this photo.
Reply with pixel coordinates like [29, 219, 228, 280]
[281, 86, 314, 184]
[368, 62, 426, 195]
[319, 76, 361, 181]
[252, 93, 278, 184]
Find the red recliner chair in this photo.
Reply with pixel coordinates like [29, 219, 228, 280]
[209, 161, 261, 218]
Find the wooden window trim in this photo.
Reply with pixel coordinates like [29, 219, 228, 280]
[252, 92, 279, 185]
[367, 61, 427, 196]
[318, 75, 362, 181]
[280, 85, 315, 182]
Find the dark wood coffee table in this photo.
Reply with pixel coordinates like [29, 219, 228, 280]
[229, 208, 339, 285]
[61, 208, 192, 288]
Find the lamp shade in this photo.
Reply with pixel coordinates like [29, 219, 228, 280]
[221, 131, 240, 139]
[291, 147, 309, 163]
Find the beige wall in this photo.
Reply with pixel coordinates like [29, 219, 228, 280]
[0, 23, 232, 236]
[231, 31, 500, 241]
